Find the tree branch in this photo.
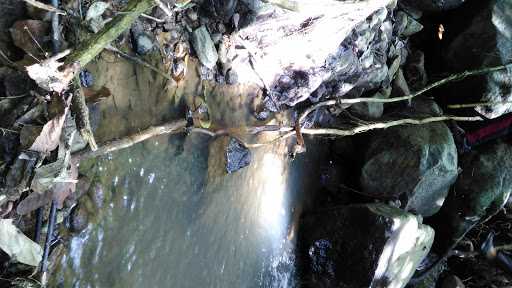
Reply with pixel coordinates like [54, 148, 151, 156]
[72, 119, 187, 161]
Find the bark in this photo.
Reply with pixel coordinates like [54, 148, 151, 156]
[65, 0, 156, 68]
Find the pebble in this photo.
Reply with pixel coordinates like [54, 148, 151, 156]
[191, 26, 219, 69]
[79, 70, 94, 87]
[70, 205, 89, 233]
[226, 69, 238, 85]
[135, 33, 154, 55]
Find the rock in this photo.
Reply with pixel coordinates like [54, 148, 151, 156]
[394, 11, 423, 37]
[225, 69, 238, 85]
[402, 16, 423, 37]
[191, 26, 219, 69]
[405, 50, 427, 91]
[205, 0, 238, 22]
[443, 1, 512, 119]
[441, 275, 465, 288]
[430, 141, 512, 254]
[361, 122, 458, 217]
[70, 204, 89, 233]
[79, 70, 94, 88]
[407, 256, 447, 288]
[230, 0, 397, 110]
[392, 68, 411, 97]
[350, 91, 387, 119]
[411, 97, 443, 116]
[226, 137, 251, 173]
[89, 183, 106, 209]
[134, 33, 154, 55]
[400, 0, 468, 11]
[299, 203, 434, 288]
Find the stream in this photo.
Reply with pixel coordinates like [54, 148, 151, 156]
[50, 55, 326, 287]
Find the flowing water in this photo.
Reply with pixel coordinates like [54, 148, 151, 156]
[51, 55, 326, 287]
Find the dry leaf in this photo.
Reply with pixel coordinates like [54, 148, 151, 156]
[26, 49, 78, 93]
[83, 86, 111, 103]
[10, 20, 49, 58]
[29, 100, 70, 154]
[18, 158, 78, 215]
[0, 219, 42, 266]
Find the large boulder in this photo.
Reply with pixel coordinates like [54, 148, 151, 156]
[360, 122, 458, 217]
[298, 203, 434, 288]
[229, 0, 398, 110]
[430, 141, 512, 254]
[444, 0, 512, 119]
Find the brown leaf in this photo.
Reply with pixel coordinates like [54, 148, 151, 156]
[53, 160, 78, 208]
[26, 49, 78, 93]
[83, 86, 111, 104]
[16, 190, 51, 215]
[28, 99, 70, 154]
[10, 20, 49, 58]
[17, 159, 78, 215]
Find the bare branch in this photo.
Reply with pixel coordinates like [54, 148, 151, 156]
[72, 120, 187, 161]
[22, 0, 66, 15]
[155, 0, 174, 18]
[105, 46, 171, 80]
[448, 101, 512, 109]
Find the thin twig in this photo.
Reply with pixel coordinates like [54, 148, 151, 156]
[22, 0, 66, 15]
[155, 0, 174, 18]
[2, 93, 30, 99]
[448, 101, 512, 109]
[105, 46, 171, 80]
[72, 119, 188, 161]
[299, 64, 511, 124]
[0, 127, 19, 134]
[116, 11, 165, 23]
[495, 244, 512, 251]
[253, 116, 482, 147]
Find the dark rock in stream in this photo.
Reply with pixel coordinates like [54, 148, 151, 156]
[134, 33, 154, 55]
[225, 137, 252, 173]
[361, 122, 458, 217]
[429, 141, 512, 256]
[70, 204, 89, 233]
[299, 203, 434, 288]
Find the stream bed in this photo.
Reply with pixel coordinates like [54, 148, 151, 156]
[50, 56, 325, 288]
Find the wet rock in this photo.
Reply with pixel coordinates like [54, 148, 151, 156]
[64, 176, 91, 208]
[361, 122, 458, 217]
[394, 11, 423, 37]
[230, 1, 397, 110]
[226, 137, 251, 173]
[134, 33, 154, 55]
[89, 183, 106, 209]
[79, 70, 94, 88]
[444, 1, 512, 119]
[407, 256, 447, 288]
[70, 204, 89, 233]
[411, 97, 443, 116]
[401, 0, 468, 11]
[350, 90, 388, 119]
[225, 69, 238, 85]
[392, 68, 411, 97]
[299, 203, 434, 288]
[205, 0, 238, 22]
[405, 50, 427, 91]
[430, 141, 512, 254]
[441, 275, 465, 288]
[191, 26, 218, 69]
